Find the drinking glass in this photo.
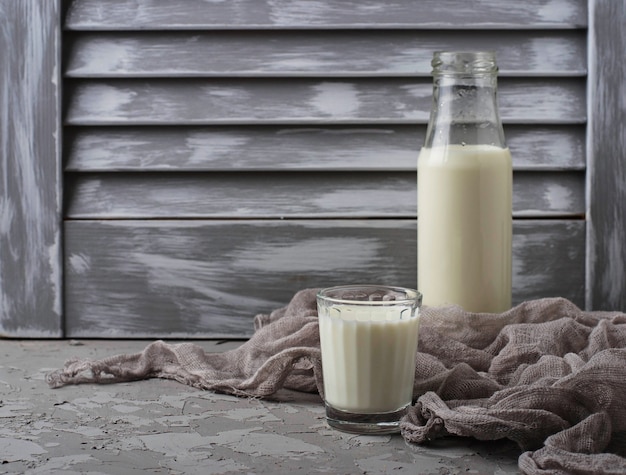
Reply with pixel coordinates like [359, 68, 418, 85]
[317, 285, 422, 434]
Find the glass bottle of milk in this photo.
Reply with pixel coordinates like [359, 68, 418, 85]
[417, 51, 512, 313]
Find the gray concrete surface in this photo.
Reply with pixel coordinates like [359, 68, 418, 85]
[1, 340, 521, 474]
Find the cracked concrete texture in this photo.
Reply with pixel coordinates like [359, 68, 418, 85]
[0, 340, 521, 474]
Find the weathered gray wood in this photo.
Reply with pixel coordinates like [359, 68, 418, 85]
[64, 172, 585, 219]
[0, 0, 598, 341]
[0, 0, 62, 337]
[64, 30, 586, 78]
[64, 219, 585, 338]
[64, 125, 586, 172]
[587, 0, 626, 311]
[64, 78, 586, 125]
[512, 221, 585, 305]
[64, 0, 587, 30]
[65, 220, 417, 337]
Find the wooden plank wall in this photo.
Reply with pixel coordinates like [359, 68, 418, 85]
[587, 0, 626, 311]
[0, 0, 62, 337]
[62, 0, 588, 337]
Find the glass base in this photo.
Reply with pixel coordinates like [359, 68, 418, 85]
[324, 403, 408, 435]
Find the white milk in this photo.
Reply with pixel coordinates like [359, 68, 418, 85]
[319, 306, 420, 413]
[418, 144, 512, 313]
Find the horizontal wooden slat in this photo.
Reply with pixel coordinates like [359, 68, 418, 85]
[64, 171, 585, 219]
[64, 0, 587, 30]
[64, 30, 587, 78]
[63, 219, 585, 338]
[64, 125, 586, 172]
[64, 78, 586, 125]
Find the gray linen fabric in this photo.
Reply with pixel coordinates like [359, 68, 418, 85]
[47, 289, 626, 474]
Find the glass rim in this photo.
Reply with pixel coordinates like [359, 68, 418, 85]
[317, 285, 422, 306]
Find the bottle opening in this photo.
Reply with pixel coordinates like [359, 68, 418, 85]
[432, 51, 498, 76]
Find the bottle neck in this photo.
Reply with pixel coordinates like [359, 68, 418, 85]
[424, 56, 506, 149]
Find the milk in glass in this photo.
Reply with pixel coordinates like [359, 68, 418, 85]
[318, 305, 419, 413]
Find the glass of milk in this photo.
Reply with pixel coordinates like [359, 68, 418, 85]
[317, 285, 422, 434]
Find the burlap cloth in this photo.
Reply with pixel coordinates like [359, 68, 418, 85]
[47, 290, 626, 474]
